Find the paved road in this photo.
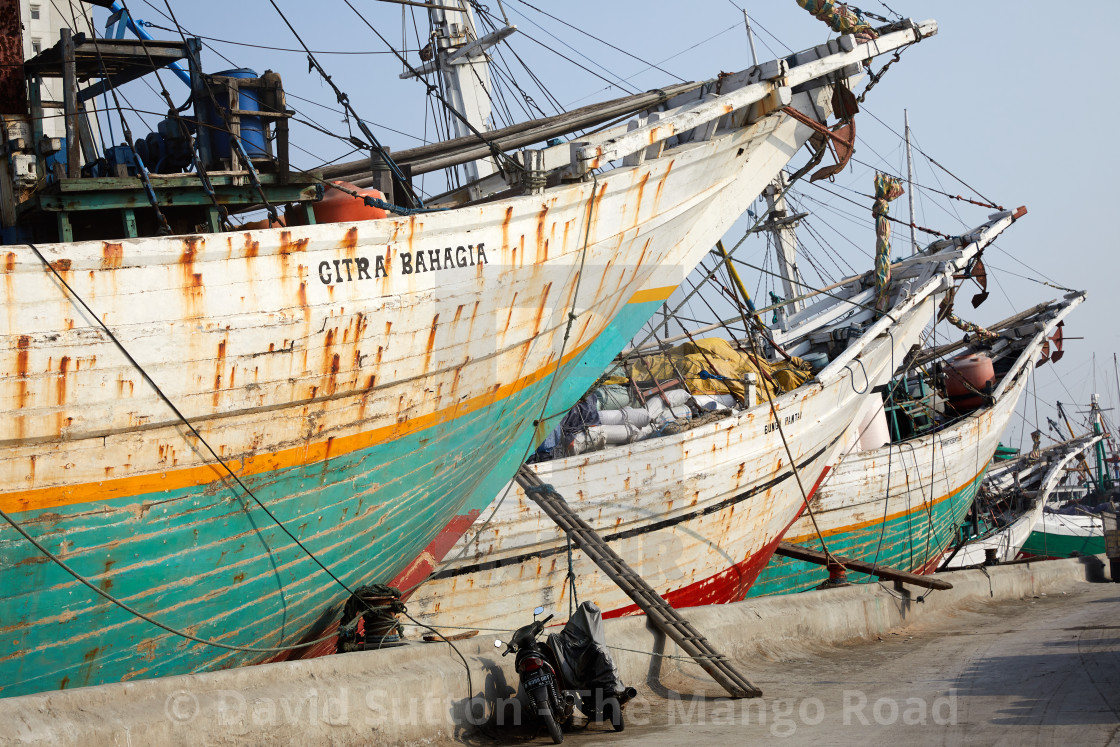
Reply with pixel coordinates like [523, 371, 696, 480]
[566, 583, 1120, 746]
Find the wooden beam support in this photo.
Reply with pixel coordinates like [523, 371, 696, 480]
[56, 212, 73, 242]
[35, 182, 318, 211]
[775, 542, 953, 590]
[60, 28, 81, 179]
[320, 82, 704, 181]
[121, 207, 137, 238]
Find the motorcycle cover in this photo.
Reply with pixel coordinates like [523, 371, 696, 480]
[546, 601, 626, 695]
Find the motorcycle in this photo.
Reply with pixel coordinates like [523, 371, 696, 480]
[497, 602, 638, 742]
[497, 606, 574, 744]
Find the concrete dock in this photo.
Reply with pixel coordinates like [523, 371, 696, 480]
[2, 556, 1115, 746]
[582, 581, 1120, 745]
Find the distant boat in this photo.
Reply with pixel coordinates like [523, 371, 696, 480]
[1021, 509, 1108, 559]
[946, 432, 1104, 567]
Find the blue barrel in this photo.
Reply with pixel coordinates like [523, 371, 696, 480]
[204, 68, 268, 160]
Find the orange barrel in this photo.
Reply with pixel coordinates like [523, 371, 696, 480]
[239, 214, 286, 231]
[944, 353, 996, 409]
[312, 181, 388, 223]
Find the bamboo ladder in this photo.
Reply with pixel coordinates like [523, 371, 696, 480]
[515, 466, 762, 698]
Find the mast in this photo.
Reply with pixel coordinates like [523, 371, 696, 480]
[905, 110, 918, 255]
[1091, 394, 1114, 491]
[1114, 353, 1120, 482]
[762, 172, 804, 321]
[402, 1, 515, 189]
[742, 10, 759, 67]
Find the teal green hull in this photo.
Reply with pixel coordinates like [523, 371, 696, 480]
[0, 295, 669, 699]
[0, 363, 566, 697]
[747, 469, 985, 597]
[1021, 528, 1105, 559]
[453, 297, 667, 538]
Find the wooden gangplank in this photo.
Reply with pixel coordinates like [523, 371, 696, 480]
[516, 466, 762, 698]
[775, 542, 953, 590]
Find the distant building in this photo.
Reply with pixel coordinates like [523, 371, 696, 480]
[19, 0, 95, 139]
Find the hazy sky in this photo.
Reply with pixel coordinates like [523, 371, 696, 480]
[79, 0, 1119, 452]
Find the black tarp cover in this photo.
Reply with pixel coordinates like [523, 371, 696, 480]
[546, 601, 625, 694]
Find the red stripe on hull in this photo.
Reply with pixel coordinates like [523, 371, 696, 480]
[390, 509, 483, 594]
[603, 465, 832, 618]
[603, 533, 785, 618]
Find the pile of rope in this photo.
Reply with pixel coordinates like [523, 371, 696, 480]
[937, 290, 1001, 343]
[336, 584, 406, 652]
[945, 310, 1001, 343]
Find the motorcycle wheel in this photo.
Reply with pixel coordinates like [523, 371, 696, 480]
[602, 700, 624, 732]
[530, 686, 564, 744]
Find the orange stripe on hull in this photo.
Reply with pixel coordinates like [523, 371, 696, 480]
[783, 464, 987, 545]
[1, 332, 604, 515]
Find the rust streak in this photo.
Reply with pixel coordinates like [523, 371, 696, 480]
[179, 238, 204, 318]
[422, 315, 440, 372]
[340, 226, 359, 255]
[213, 339, 227, 408]
[535, 205, 550, 264]
[15, 335, 30, 411]
[243, 233, 259, 259]
[633, 172, 649, 227]
[532, 283, 553, 337]
[501, 206, 513, 250]
[278, 230, 310, 255]
[99, 243, 123, 270]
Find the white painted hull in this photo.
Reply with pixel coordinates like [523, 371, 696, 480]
[765, 371, 1025, 579]
[409, 293, 939, 632]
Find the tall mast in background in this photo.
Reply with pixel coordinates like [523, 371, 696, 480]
[403, 1, 516, 191]
[905, 109, 918, 255]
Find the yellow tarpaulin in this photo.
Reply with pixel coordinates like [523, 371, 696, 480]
[628, 337, 812, 403]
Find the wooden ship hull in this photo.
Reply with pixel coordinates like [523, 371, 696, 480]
[748, 375, 1021, 594]
[0, 18, 937, 697]
[753, 292, 1084, 592]
[404, 211, 1019, 633]
[406, 303, 931, 633]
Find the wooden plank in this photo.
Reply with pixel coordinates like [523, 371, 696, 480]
[320, 82, 704, 181]
[785, 21, 937, 89]
[774, 542, 953, 590]
[575, 21, 936, 173]
[36, 183, 319, 211]
[53, 172, 319, 193]
[422, 629, 478, 642]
